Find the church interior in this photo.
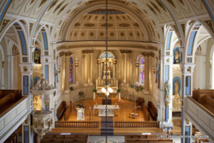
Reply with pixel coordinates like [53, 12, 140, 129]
[0, 0, 213, 143]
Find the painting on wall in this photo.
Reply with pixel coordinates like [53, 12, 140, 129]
[173, 47, 181, 64]
[34, 47, 41, 64]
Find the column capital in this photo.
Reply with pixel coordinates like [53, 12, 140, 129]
[19, 63, 34, 74]
[65, 51, 72, 56]
[180, 63, 195, 75]
[120, 50, 132, 54]
[113, 59, 117, 64]
[82, 49, 94, 54]
[59, 52, 65, 57]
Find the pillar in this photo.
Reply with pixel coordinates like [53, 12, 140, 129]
[7, 55, 12, 89]
[181, 63, 195, 143]
[98, 59, 101, 79]
[113, 59, 117, 79]
[84, 53, 88, 85]
[75, 60, 79, 84]
[64, 52, 72, 92]
[89, 52, 93, 85]
[20, 63, 34, 143]
[120, 50, 132, 85]
[149, 53, 154, 92]
[135, 62, 139, 83]
[59, 52, 65, 91]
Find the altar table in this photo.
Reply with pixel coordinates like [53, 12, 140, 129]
[93, 105, 119, 117]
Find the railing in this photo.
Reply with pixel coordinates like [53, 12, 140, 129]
[0, 96, 30, 143]
[184, 97, 214, 143]
[55, 121, 99, 128]
[115, 121, 159, 128]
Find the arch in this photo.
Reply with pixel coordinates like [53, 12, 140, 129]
[99, 52, 115, 59]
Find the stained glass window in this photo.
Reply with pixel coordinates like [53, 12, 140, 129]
[69, 57, 73, 83]
[140, 58, 145, 84]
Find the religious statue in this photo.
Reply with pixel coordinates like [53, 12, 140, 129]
[34, 48, 40, 64]
[165, 81, 170, 99]
[174, 47, 181, 64]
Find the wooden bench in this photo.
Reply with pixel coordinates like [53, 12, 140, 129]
[57, 101, 66, 121]
[148, 101, 157, 121]
[193, 89, 214, 114]
[141, 103, 150, 121]
[0, 90, 22, 115]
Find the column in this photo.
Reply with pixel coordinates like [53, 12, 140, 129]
[120, 50, 132, 85]
[149, 53, 154, 92]
[75, 60, 79, 84]
[59, 52, 65, 91]
[97, 59, 101, 79]
[7, 55, 12, 89]
[2, 61, 4, 89]
[143, 53, 149, 90]
[181, 63, 195, 143]
[19, 63, 34, 143]
[89, 52, 93, 85]
[135, 62, 139, 83]
[64, 52, 72, 92]
[84, 53, 88, 86]
[113, 59, 117, 79]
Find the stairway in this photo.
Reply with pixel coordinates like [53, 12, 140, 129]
[101, 99, 114, 135]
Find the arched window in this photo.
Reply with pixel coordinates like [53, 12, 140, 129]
[139, 57, 145, 84]
[69, 57, 73, 83]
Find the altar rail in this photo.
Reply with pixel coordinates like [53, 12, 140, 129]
[115, 121, 159, 128]
[55, 121, 99, 128]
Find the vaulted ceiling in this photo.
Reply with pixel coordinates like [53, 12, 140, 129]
[0, 0, 213, 44]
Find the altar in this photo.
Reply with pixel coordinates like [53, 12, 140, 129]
[93, 105, 119, 117]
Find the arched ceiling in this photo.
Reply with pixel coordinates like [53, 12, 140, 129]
[0, 0, 212, 44]
[61, 9, 152, 42]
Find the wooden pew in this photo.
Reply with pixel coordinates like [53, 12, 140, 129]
[141, 103, 150, 121]
[148, 101, 157, 121]
[57, 101, 66, 121]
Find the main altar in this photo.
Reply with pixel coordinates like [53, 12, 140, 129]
[93, 105, 119, 117]
[96, 52, 118, 93]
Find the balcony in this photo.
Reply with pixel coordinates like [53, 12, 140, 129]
[184, 97, 214, 143]
[0, 91, 30, 143]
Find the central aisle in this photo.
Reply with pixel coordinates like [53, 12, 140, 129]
[101, 98, 114, 135]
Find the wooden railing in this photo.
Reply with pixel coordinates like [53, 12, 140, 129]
[55, 121, 99, 128]
[115, 121, 159, 128]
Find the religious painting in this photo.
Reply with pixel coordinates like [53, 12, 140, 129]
[33, 95, 42, 111]
[34, 47, 41, 64]
[140, 58, 145, 84]
[173, 47, 181, 64]
[69, 57, 73, 83]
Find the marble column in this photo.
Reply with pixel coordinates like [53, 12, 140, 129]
[120, 50, 132, 85]
[113, 59, 117, 79]
[181, 63, 195, 143]
[135, 62, 139, 83]
[64, 52, 72, 92]
[149, 53, 154, 92]
[84, 53, 88, 85]
[89, 53, 93, 85]
[97, 59, 101, 79]
[75, 60, 79, 84]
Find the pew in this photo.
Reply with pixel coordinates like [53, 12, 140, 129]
[193, 89, 214, 114]
[148, 101, 157, 121]
[0, 90, 22, 115]
[141, 103, 150, 121]
[57, 101, 66, 121]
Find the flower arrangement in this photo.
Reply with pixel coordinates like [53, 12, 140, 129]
[131, 85, 144, 92]
[69, 86, 74, 91]
[117, 88, 121, 93]
[93, 88, 97, 92]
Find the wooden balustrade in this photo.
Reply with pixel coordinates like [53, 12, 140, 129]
[115, 121, 159, 128]
[55, 121, 99, 128]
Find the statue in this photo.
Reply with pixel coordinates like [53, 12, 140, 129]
[174, 47, 180, 64]
[174, 80, 180, 96]
[165, 81, 170, 99]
